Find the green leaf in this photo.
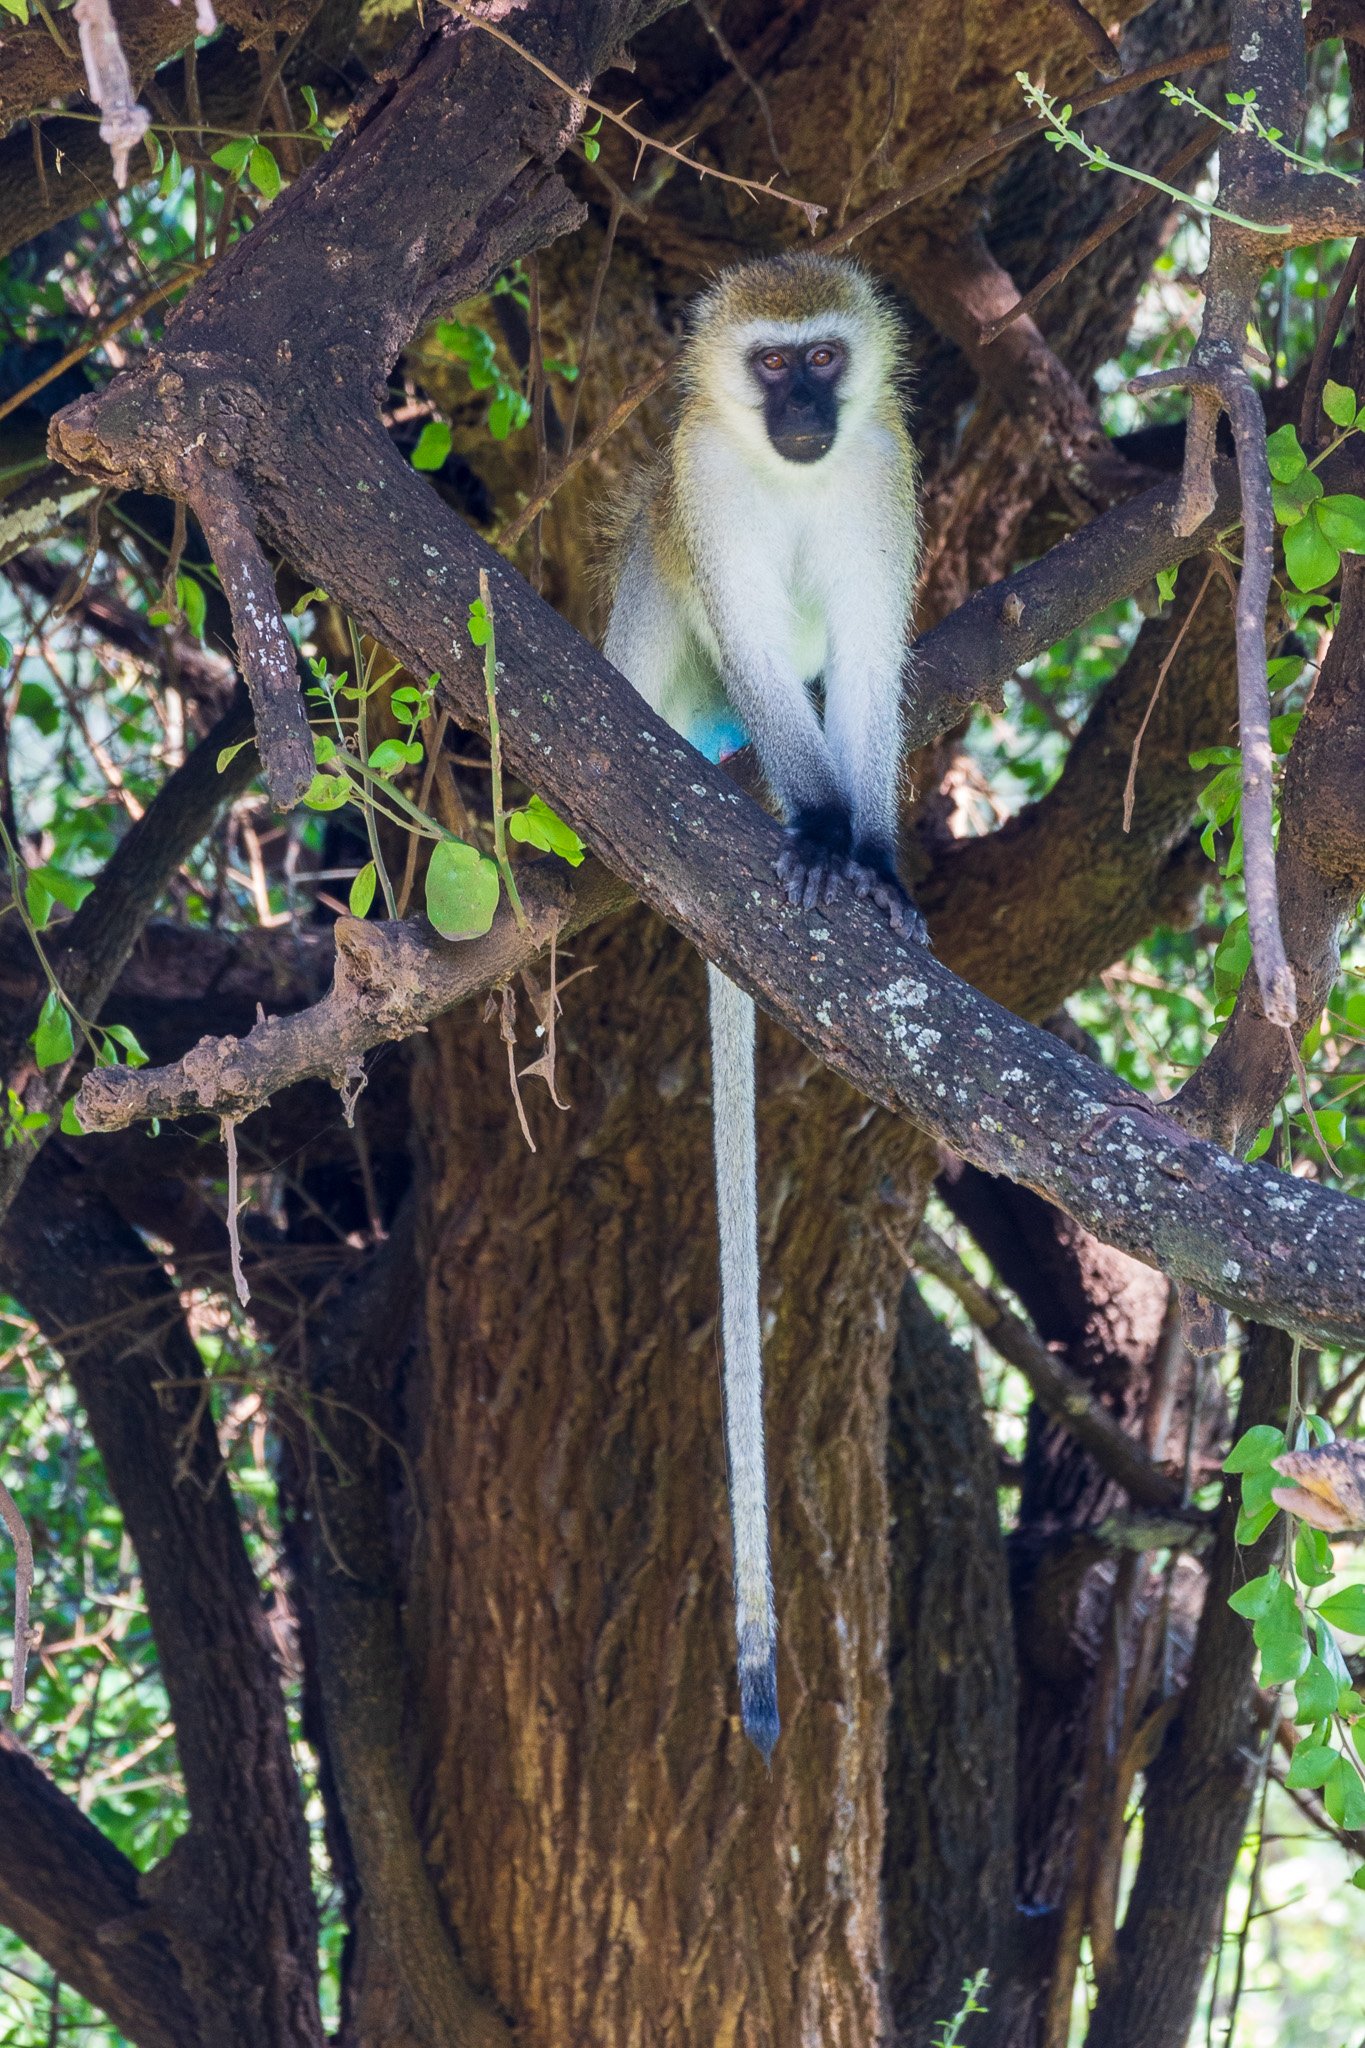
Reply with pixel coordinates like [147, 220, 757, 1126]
[506, 794, 586, 865]
[1229, 1568, 1281, 1618]
[1269, 710, 1302, 754]
[1317, 493, 1365, 552]
[218, 739, 253, 773]
[1256, 1619, 1310, 1683]
[1241, 1466, 1281, 1520]
[32, 991, 74, 1070]
[1213, 917, 1251, 1003]
[1224, 1424, 1286, 1474]
[1351, 1865, 1365, 1891]
[247, 144, 282, 200]
[348, 861, 377, 917]
[1245, 1124, 1274, 1162]
[1271, 465, 1324, 525]
[25, 873, 52, 933]
[411, 420, 453, 472]
[0, 0, 30, 21]
[159, 144, 182, 202]
[487, 390, 530, 439]
[28, 866, 91, 918]
[17, 683, 58, 736]
[1284, 505, 1341, 591]
[1266, 421, 1308, 482]
[211, 136, 255, 176]
[303, 772, 353, 812]
[177, 573, 207, 641]
[1295, 1654, 1341, 1723]
[1155, 566, 1178, 606]
[60, 1097, 85, 1135]
[1296, 1522, 1335, 1588]
[1318, 1616, 1354, 1688]
[291, 587, 330, 615]
[312, 731, 337, 764]
[467, 599, 491, 648]
[1317, 1585, 1365, 1634]
[1324, 1755, 1365, 1830]
[300, 85, 320, 126]
[366, 737, 422, 774]
[102, 1024, 148, 1068]
[1286, 1739, 1338, 1789]
[425, 838, 500, 939]
[1235, 1499, 1280, 1546]
[0, 632, 12, 669]
[1323, 379, 1358, 428]
[145, 130, 165, 175]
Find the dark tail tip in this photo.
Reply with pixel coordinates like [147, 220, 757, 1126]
[739, 1651, 780, 1766]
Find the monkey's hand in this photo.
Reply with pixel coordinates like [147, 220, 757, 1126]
[845, 844, 929, 945]
[774, 805, 853, 911]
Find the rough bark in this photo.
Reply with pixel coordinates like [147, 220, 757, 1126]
[0, 1729, 197, 2048]
[883, 1281, 1017, 2041]
[0, 1148, 323, 2048]
[1086, 1326, 1294, 2048]
[404, 909, 930, 2044]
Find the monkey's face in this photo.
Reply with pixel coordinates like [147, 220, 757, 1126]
[748, 338, 846, 463]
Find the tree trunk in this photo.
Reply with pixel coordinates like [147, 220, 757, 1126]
[402, 906, 930, 2040]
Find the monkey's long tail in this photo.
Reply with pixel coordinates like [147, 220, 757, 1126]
[705, 962, 779, 1764]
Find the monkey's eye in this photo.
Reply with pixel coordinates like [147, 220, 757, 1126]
[758, 349, 788, 374]
[806, 343, 844, 376]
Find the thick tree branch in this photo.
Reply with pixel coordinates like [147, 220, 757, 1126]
[0, 1729, 198, 2048]
[0, 1149, 323, 2048]
[1085, 1326, 1294, 2048]
[1179, 554, 1365, 1149]
[78, 856, 629, 1125]
[909, 1225, 1187, 1513]
[290, 1205, 515, 2048]
[47, 3, 1365, 1348]
[903, 228, 1148, 511]
[0, 691, 257, 1227]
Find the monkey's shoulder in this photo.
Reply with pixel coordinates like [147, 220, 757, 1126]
[597, 447, 690, 598]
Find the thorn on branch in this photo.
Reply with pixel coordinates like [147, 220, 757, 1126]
[186, 471, 315, 811]
[0, 1475, 34, 1713]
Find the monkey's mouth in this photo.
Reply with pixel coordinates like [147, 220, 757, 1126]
[769, 428, 835, 464]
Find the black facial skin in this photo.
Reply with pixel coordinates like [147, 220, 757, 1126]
[750, 337, 846, 463]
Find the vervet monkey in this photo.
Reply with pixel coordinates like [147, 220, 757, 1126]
[603, 253, 924, 1760]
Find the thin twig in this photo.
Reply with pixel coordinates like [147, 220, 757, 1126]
[0, 1475, 34, 1712]
[980, 127, 1215, 347]
[565, 193, 623, 456]
[903, 1224, 1188, 1511]
[396, 706, 450, 916]
[1123, 559, 1217, 830]
[527, 255, 548, 594]
[1130, 364, 1296, 1025]
[0, 262, 211, 429]
[497, 358, 672, 549]
[497, 983, 535, 1150]
[447, 1, 824, 228]
[479, 570, 527, 929]
[1285, 1031, 1338, 1168]
[1300, 240, 1365, 448]
[222, 1117, 251, 1307]
[690, 0, 787, 168]
[820, 39, 1233, 255]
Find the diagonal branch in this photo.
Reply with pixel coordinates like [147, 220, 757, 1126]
[47, 0, 1365, 1352]
[0, 1728, 198, 2048]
